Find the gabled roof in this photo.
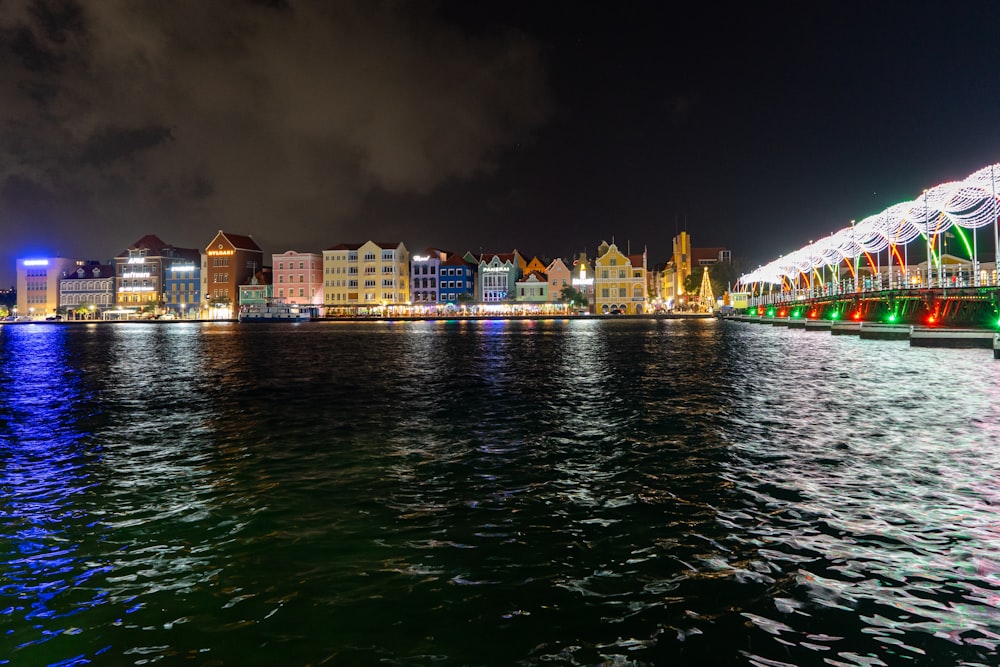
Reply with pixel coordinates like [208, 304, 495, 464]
[120, 234, 170, 256]
[481, 252, 517, 264]
[374, 241, 403, 249]
[517, 271, 548, 283]
[63, 264, 115, 279]
[325, 243, 364, 251]
[217, 231, 262, 252]
[628, 254, 646, 268]
[442, 255, 476, 268]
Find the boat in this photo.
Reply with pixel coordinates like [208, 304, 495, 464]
[238, 301, 316, 322]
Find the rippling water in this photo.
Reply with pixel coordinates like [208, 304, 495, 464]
[2, 319, 999, 666]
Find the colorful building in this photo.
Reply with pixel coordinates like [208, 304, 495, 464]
[524, 256, 547, 277]
[59, 262, 115, 317]
[204, 231, 265, 318]
[411, 248, 449, 304]
[545, 258, 572, 302]
[439, 255, 477, 304]
[239, 271, 273, 308]
[515, 272, 549, 302]
[594, 241, 647, 314]
[16, 256, 81, 318]
[466, 251, 524, 303]
[115, 235, 202, 313]
[272, 251, 323, 305]
[323, 241, 409, 312]
[163, 251, 202, 317]
[570, 253, 596, 308]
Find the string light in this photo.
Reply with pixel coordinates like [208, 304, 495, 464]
[739, 162, 1000, 285]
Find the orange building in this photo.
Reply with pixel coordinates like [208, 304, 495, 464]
[204, 231, 264, 318]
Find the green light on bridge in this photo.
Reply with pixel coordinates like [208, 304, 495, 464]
[830, 311, 840, 320]
[886, 313, 897, 323]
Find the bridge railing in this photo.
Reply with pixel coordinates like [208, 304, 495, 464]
[747, 267, 1000, 308]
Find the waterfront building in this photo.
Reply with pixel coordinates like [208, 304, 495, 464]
[16, 256, 82, 318]
[515, 272, 549, 302]
[594, 241, 648, 314]
[545, 258, 572, 302]
[163, 250, 203, 317]
[660, 231, 691, 308]
[272, 251, 323, 305]
[570, 253, 596, 308]
[465, 250, 525, 303]
[524, 256, 547, 277]
[115, 235, 202, 314]
[204, 231, 265, 319]
[59, 262, 115, 317]
[323, 241, 409, 313]
[439, 255, 477, 305]
[411, 248, 449, 304]
[239, 271, 273, 308]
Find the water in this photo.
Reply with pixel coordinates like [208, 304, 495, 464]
[2, 318, 999, 666]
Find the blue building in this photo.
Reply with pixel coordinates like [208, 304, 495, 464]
[439, 255, 477, 304]
[163, 250, 203, 318]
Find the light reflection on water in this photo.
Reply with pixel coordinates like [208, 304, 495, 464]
[1, 319, 999, 665]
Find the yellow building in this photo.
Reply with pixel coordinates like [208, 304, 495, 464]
[660, 231, 692, 307]
[594, 241, 647, 314]
[323, 240, 409, 313]
[16, 256, 80, 318]
[524, 256, 547, 277]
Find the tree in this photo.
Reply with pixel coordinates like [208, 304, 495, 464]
[683, 261, 749, 302]
[559, 285, 588, 309]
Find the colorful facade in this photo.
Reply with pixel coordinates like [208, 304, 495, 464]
[204, 231, 264, 318]
[594, 241, 647, 314]
[16, 256, 80, 318]
[272, 251, 323, 305]
[467, 251, 524, 302]
[515, 272, 549, 302]
[570, 253, 596, 308]
[323, 241, 409, 310]
[115, 236, 171, 310]
[411, 248, 449, 304]
[163, 251, 202, 316]
[545, 258, 571, 302]
[439, 255, 477, 304]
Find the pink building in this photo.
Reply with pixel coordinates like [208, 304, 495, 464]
[545, 258, 572, 302]
[272, 251, 323, 305]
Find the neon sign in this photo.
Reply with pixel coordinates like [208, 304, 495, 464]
[23, 259, 49, 266]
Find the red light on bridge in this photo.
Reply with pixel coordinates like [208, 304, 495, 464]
[927, 315, 937, 324]
[779, 309, 786, 317]
[852, 312, 862, 320]
[809, 310, 817, 318]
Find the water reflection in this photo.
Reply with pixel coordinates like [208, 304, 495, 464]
[720, 325, 1000, 666]
[3, 320, 1000, 665]
[0, 326, 111, 663]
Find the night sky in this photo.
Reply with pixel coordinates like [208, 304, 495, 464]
[4, 0, 1000, 287]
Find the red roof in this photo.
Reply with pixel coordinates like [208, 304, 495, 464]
[442, 255, 476, 268]
[325, 243, 364, 251]
[218, 232, 262, 252]
[120, 234, 170, 255]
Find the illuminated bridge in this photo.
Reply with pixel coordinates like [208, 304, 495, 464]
[736, 162, 1000, 328]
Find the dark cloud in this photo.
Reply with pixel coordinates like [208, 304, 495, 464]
[0, 0, 551, 282]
